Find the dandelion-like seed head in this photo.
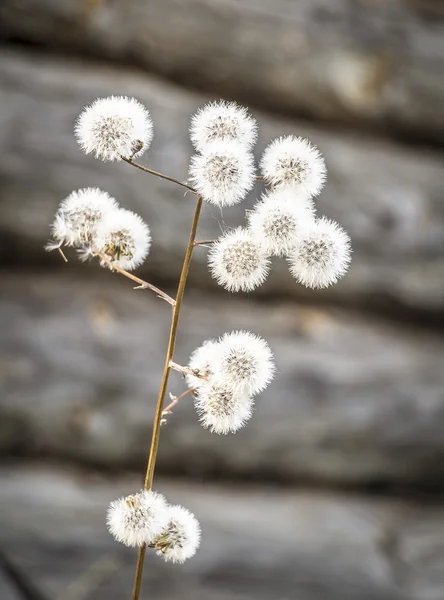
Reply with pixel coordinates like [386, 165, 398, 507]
[287, 216, 352, 289]
[248, 189, 315, 256]
[208, 228, 270, 292]
[107, 490, 169, 547]
[75, 96, 154, 162]
[260, 135, 326, 197]
[94, 208, 151, 271]
[186, 339, 219, 390]
[46, 188, 119, 250]
[189, 140, 255, 207]
[154, 504, 201, 563]
[213, 330, 275, 395]
[194, 381, 253, 434]
[190, 101, 258, 152]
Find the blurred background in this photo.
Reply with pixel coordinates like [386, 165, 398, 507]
[1, 1, 444, 599]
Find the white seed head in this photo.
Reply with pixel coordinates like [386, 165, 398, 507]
[107, 490, 169, 547]
[208, 228, 270, 292]
[195, 381, 253, 434]
[186, 339, 219, 389]
[46, 188, 119, 249]
[212, 330, 275, 395]
[189, 140, 255, 207]
[94, 208, 151, 271]
[247, 188, 315, 256]
[260, 135, 326, 197]
[154, 505, 201, 563]
[190, 100, 258, 153]
[75, 96, 154, 162]
[287, 216, 352, 289]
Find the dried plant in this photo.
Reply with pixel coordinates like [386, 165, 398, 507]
[46, 97, 352, 599]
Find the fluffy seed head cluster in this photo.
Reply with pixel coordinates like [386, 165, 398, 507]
[107, 492, 201, 562]
[188, 330, 274, 434]
[195, 382, 253, 434]
[190, 101, 258, 153]
[154, 505, 201, 563]
[47, 187, 151, 271]
[260, 135, 326, 198]
[107, 490, 169, 547]
[94, 208, 152, 270]
[75, 96, 154, 162]
[186, 339, 219, 389]
[46, 188, 119, 250]
[189, 140, 255, 207]
[247, 188, 315, 256]
[287, 217, 352, 289]
[212, 331, 275, 395]
[208, 228, 270, 292]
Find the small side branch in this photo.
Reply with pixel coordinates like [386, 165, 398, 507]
[121, 156, 197, 193]
[96, 252, 176, 306]
[194, 239, 216, 247]
[169, 360, 206, 380]
[161, 388, 195, 425]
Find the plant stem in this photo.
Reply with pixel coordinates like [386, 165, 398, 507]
[131, 195, 203, 600]
[161, 388, 195, 418]
[194, 239, 215, 246]
[122, 156, 197, 193]
[96, 252, 175, 306]
[169, 360, 206, 379]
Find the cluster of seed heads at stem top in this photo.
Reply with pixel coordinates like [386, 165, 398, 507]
[45, 95, 352, 561]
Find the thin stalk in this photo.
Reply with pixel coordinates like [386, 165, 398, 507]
[169, 360, 206, 379]
[131, 195, 203, 600]
[194, 239, 215, 246]
[162, 388, 195, 418]
[57, 247, 69, 263]
[96, 252, 175, 306]
[122, 156, 197, 193]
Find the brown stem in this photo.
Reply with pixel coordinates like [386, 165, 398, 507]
[131, 195, 203, 600]
[194, 239, 215, 246]
[169, 360, 206, 379]
[161, 388, 195, 419]
[96, 252, 175, 306]
[122, 156, 197, 193]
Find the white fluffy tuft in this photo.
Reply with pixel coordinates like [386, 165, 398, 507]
[212, 330, 275, 395]
[287, 216, 352, 289]
[47, 188, 119, 249]
[154, 505, 201, 563]
[247, 188, 315, 256]
[75, 96, 153, 162]
[194, 381, 253, 434]
[186, 339, 219, 390]
[189, 141, 255, 207]
[107, 490, 169, 547]
[208, 228, 270, 292]
[93, 208, 151, 271]
[190, 100, 258, 152]
[260, 135, 326, 197]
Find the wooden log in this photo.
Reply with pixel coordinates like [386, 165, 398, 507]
[0, 49, 443, 316]
[1, 0, 444, 141]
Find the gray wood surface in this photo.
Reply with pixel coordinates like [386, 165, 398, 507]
[1, 0, 444, 141]
[1, 49, 443, 317]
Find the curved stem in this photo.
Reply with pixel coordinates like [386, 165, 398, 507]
[96, 252, 175, 306]
[122, 156, 197, 193]
[131, 195, 203, 600]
